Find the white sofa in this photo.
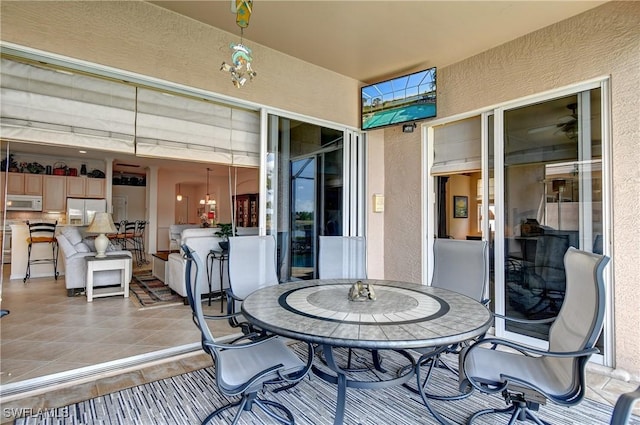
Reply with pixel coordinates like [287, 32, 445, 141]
[56, 226, 133, 297]
[167, 228, 230, 298]
[168, 224, 200, 251]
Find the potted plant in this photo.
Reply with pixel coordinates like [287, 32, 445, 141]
[214, 223, 233, 251]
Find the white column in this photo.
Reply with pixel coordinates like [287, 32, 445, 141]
[147, 165, 158, 255]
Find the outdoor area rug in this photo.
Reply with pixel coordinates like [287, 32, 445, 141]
[129, 272, 184, 309]
[14, 346, 638, 425]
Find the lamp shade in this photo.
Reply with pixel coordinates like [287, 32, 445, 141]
[86, 212, 117, 258]
[86, 212, 117, 234]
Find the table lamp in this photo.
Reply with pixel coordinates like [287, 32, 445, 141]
[86, 212, 117, 258]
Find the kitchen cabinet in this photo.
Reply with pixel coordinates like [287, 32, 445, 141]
[66, 176, 105, 198]
[6, 173, 42, 195]
[234, 193, 259, 227]
[42, 175, 66, 212]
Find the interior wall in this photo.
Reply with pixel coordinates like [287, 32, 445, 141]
[383, 2, 640, 377]
[111, 185, 146, 223]
[447, 175, 471, 240]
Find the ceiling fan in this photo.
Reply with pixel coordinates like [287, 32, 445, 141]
[527, 103, 578, 138]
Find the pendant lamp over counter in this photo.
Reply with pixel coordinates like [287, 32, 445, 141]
[200, 168, 216, 206]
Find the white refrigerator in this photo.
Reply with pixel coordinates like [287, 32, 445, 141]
[66, 198, 107, 225]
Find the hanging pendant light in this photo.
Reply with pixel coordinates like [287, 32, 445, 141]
[200, 168, 216, 205]
[176, 183, 183, 201]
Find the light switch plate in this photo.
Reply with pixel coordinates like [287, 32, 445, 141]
[373, 194, 384, 213]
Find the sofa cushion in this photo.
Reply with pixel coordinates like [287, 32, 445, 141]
[61, 226, 83, 245]
[56, 234, 77, 257]
[168, 232, 229, 297]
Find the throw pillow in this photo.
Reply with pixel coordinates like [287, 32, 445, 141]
[82, 238, 96, 251]
[61, 226, 83, 245]
[74, 242, 91, 253]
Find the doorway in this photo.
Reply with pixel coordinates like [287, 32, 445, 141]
[267, 116, 350, 282]
[289, 149, 343, 280]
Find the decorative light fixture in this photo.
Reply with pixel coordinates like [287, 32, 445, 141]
[200, 168, 217, 206]
[220, 0, 256, 88]
[86, 212, 117, 258]
[176, 184, 182, 201]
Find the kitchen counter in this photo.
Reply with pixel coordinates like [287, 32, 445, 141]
[8, 224, 89, 280]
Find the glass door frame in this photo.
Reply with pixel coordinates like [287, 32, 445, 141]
[261, 109, 366, 281]
[422, 76, 613, 366]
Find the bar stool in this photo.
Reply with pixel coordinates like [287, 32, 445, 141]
[24, 220, 59, 283]
[133, 220, 149, 266]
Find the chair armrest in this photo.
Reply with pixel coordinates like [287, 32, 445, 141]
[492, 312, 556, 325]
[467, 337, 599, 359]
[611, 385, 640, 425]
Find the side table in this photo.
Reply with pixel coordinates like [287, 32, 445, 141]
[206, 249, 228, 311]
[85, 255, 132, 302]
[152, 250, 176, 283]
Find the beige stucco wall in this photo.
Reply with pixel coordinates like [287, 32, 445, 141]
[365, 130, 385, 279]
[383, 1, 639, 377]
[0, 1, 360, 127]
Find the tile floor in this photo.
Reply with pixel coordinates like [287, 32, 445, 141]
[0, 262, 638, 424]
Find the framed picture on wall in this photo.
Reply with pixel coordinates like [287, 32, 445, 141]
[453, 195, 468, 218]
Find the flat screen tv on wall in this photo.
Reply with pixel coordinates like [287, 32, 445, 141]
[361, 67, 436, 131]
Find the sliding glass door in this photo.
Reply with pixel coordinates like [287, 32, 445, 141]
[499, 88, 605, 348]
[266, 115, 361, 282]
[426, 80, 610, 363]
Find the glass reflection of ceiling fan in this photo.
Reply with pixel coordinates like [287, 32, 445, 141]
[528, 103, 578, 139]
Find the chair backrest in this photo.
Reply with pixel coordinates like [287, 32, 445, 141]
[123, 220, 136, 235]
[115, 220, 127, 235]
[134, 220, 146, 236]
[228, 235, 278, 300]
[548, 247, 609, 358]
[182, 244, 216, 346]
[431, 238, 488, 302]
[318, 236, 366, 279]
[27, 220, 57, 241]
[534, 233, 570, 286]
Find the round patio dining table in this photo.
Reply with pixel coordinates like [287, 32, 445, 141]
[241, 279, 493, 425]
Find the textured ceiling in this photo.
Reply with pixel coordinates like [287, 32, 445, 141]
[149, 0, 606, 83]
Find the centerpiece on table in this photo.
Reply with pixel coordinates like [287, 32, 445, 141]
[348, 280, 376, 302]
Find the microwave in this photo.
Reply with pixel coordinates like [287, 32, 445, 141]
[6, 195, 43, 211]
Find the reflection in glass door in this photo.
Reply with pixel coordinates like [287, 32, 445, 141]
[501, 89, 603, 345]
[266, 116, 345, 282]
[291, 157, 316, 280]
[290, 150, 344, 280]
